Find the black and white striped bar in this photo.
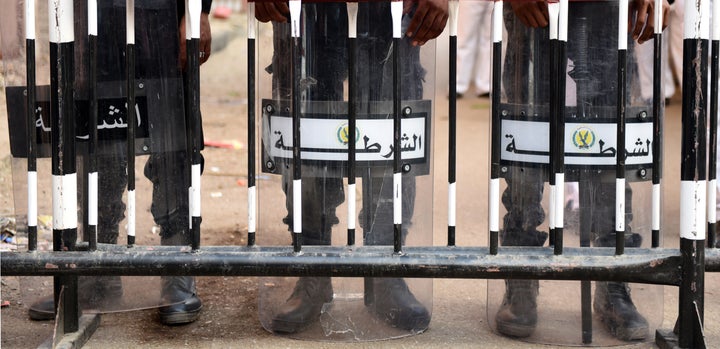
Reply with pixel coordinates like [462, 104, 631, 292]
[651, 0, 664, 247]
[186, 0, 203, 251]
[25, 0, 38, 252]
[708, 0, 720, 248]
[549, 0, 567, 255]
[125, 0, 137, 247]
[49, 0, 79, 332]
[652, 0, 664, 249]
[548, 0, 558, 248]
[346, 1, 359, 247]
[679, 0, 710, 346]
[391, 0, 403, 254]
[489, 0, 503, 255]
[447, 0, 459, 247]
[247, 2, 257, 247]
[88, 0, 99, 251]
[614, 0, 629, 256]
[555, 0, 568, 255]
[290, 0, 302, 253]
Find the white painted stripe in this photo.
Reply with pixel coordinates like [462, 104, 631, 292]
[126, 0, 135, 44]
[127, 189, 135, 237]
[489, 178, 499, 232]
[549, 184, 556, 230]
[293, 179, 301, 233]
[48, 0, 74, 43]
[618, 0, 629, 50]
[189, 0, 201, 39]
[191, 164, 201, 217]
[616, 178, 626, 231]
[394, 173, 402, 225]
[88, 172, 98, 226]
[88, 0, 97, 36]
[548, 2, 559, 41]
[391, 1, 403, 39]
[28, 171, 37, 226]
[26, 0, 36, 40]
[247, 3, 256, 39]
[708, 179, 717, 223]
[714, 0, 720, 40]
[52, 174, 77, 230]
[652, 183, 661, 230]
[347, 2, 359, 39]
[448, 182, 456, 227]
[559, 0, 568, 41]
[681, 180, 707, 240]
[289, 0, 302, 38]
[685, 0, 710, 39]
[654, 0, 662, 35]
[248, 186, 256, 233]
[185, 0, 191, 40]
[348, 183, 356, 230]
[492, 1, 503, 43]
[448, 0, 459, 37]
[555, 174, 564, 229]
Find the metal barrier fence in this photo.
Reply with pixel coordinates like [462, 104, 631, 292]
[1, 0, 719, 347]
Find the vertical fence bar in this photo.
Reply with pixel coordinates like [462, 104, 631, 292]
[708, 0, 720, 248]
[556, 0, 568, 255]
[247, 2, 257, 247]
[87, 0, 99, 251]
[489, 0, 503, 255]
[548, 1, 559, 249]
[187, 0, 203, 251]
[346, 1, 359, 247]
[25, 0, 38, 252]
[679, 0, 709, 346]
[447, 0, 459, 247]
[125, 0, 136, 247]
[649, 0, 663, 249]
[652, 0, 664, 249]
[289, 0, 302, 253]
[49, 0, 79, 332]
[615, 0, 629, 256]
[391, 0, 403, 254]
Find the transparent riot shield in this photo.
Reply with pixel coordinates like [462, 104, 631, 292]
[256, 2, 434, 341]
[1, 0, 192, 315]
[487, 0, 664, 345]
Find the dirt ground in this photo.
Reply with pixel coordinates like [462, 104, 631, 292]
[3, 9, 720, 349]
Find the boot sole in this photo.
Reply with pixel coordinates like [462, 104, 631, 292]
[496, 320, 536, 338]
[270, 319, 314, 334]
[28, 308, 55, 321]
[159, 306, 202, 325]
[595, 310, 648, 341]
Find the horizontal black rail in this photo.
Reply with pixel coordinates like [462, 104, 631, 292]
[1, 245, 691, 286]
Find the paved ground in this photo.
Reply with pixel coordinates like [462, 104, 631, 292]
[3, 9, 720, 349]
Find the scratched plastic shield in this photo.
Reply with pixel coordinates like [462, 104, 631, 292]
[486, 0, 664, 345]
[256, 2, 434, 341]
[1, 0, 191, 313]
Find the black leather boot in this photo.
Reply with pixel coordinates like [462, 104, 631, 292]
[271, 277, 333, 333]
[367, 278, 430, 332]
[158, 232, 202, 325]
[28, 276, 123, 321]
[495, 279, 539, 338]
[158, 275, 203, 325]
[594, 281, 649, 341]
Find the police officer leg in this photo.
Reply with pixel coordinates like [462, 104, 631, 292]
[146, 151, 203, 325]
[361, 174, 430, 332]
[495, 167, 547, 338]
[591, 180, 648, 341]
[270, 175, 343, 333]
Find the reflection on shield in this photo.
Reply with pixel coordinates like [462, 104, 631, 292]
[256, 2, 434, 341]
[487, 0, 663, 346]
